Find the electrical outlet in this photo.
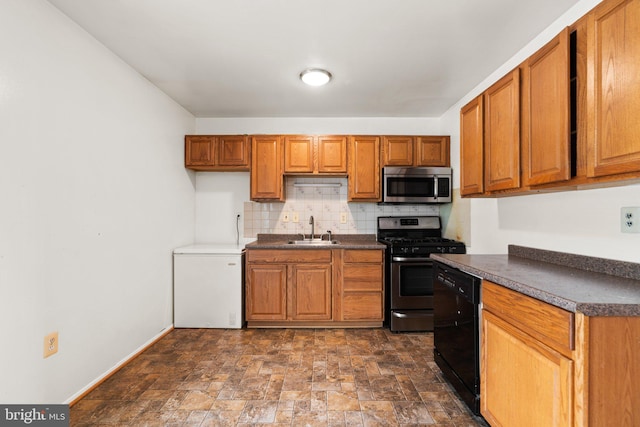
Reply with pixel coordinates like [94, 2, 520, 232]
[283, 213, 289, 222]
[621, 207, 640, 233]
[340, 212, 347, 224]
[292, 212, 299, 223]
[44, 331, 58, 358]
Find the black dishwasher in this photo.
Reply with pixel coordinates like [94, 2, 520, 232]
[433, 262, 481, 415]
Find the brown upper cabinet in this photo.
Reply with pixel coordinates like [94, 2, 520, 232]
[189, 133, 450, 202]
[586, 0, 640, 178]
[521, 28, 572, 187]
[283, 135, 347, 174]
[382, 136, 413, 165]
[416, 136, 451, 166]
[462, 0, 640, 198]
[250, 135, 284, 201]
[461, 28, 576, 196]
[185, 135, 250, 171]
[484, 68, 521, 192]
[348, 136, 381, 202]
[382, 136, 450, 167]
[460, 94, 485, 196]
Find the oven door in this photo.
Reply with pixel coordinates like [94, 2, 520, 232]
[390, 257, 434, 309]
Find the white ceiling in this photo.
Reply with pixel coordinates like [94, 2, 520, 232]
[47, 0, 580, 118]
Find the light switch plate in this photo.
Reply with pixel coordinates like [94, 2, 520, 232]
[621, 207, 640, 233]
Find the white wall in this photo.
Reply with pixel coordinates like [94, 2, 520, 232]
[195, 172, 249, 243]
[440, 0, 640, 263]
[195, 117, 444, 136]
[0, 0, 195, 403]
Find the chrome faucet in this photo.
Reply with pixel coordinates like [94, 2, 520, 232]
[309, 215, 315, 240]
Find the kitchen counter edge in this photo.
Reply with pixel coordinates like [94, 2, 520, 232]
[432, 249, 640, 317]
[245, 234, 385, 250]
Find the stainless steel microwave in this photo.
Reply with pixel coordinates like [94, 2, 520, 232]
[382, 167, 452, 204]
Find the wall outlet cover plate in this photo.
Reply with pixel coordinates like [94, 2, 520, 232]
[621, 207, 640, 233]
[44, 331, 58, 358]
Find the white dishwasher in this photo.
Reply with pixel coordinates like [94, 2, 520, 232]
[173, 244, 245, 328]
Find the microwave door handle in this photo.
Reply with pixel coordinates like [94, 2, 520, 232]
[433, 176, 438, 199]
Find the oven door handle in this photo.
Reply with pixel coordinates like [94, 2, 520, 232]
[391, 256, 432, 262]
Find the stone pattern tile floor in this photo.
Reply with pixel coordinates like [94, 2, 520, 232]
[71, 328, 488, 426]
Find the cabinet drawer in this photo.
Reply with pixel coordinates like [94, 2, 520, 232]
[343, 265, 383, 291]
[343, 249, 383, 263]
[246, 249, 332, 263]
[343, 293, 383, 320]
[482, 280, 574, 354]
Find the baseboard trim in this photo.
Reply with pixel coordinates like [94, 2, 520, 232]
[65, 325, 174, 406]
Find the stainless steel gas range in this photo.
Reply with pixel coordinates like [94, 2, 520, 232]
[377, 216, 466, 332]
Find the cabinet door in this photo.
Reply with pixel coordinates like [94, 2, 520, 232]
[522, 28, 571, 186]
[484, 69, 521, 192]
[217, 135, 250, 169]
[588, 316, 640, 426]
[251, 135, 284, 201]
[348, 136, 381, 201]
[317, 135, 347, 173]
[284, 135, 314, 173]
[481, 310, 573, 427]
[415, 136, 450, 167]
[246, 264, 287, 320]
[185, 136, 215, 167]
[290, 264, 332, 320]
[382, 136, 414, 166]
[587, 0, 640, 177]
[460, 95, 485, 196]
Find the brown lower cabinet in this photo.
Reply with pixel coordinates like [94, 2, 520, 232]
[245, 248, 384, 327]
[481, 280, 640, 426]
[335, 249, 384, 321]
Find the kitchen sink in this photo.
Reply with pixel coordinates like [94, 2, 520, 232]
[287, 239, 340, 246]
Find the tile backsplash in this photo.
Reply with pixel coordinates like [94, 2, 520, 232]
[244, 177, 439, 237]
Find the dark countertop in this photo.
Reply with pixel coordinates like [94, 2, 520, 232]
[431, 245, 640, 317]
[245, 234, 386, 250]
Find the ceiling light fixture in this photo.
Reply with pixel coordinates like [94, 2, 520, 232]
[300, 68, 332, 86]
